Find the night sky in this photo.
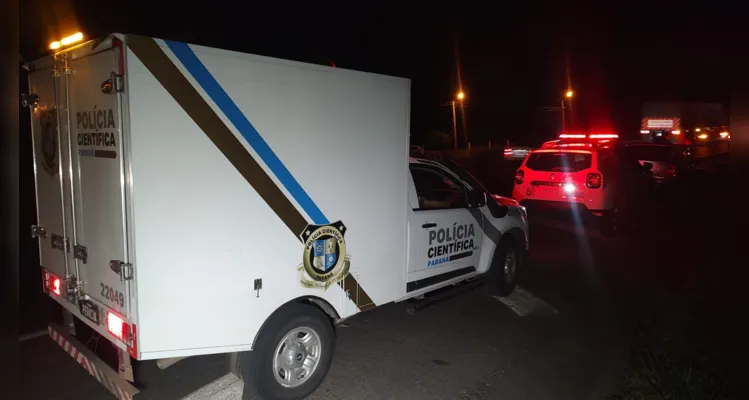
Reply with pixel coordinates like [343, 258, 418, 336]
[20, 1, 733, 147]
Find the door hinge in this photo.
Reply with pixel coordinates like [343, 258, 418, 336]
[73, 245, 88, 264]
[114, 74, 125, 92]
[101, 73, 125, 94]
[20, 93, 39, 110]
[51, 234, 70, 252]
[110, 260, 133, 281]
[31, 225, 47, 239]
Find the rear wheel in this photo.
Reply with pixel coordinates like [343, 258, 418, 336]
[599, 208, 618, 237]
[241, 303, 335, 400]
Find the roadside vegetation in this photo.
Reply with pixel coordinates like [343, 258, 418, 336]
[608, 303, 736, 400]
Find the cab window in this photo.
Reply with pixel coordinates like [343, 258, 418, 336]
[410, 165, 468, 210]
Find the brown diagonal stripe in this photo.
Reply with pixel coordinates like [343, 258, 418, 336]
[127, 35, 374, 310]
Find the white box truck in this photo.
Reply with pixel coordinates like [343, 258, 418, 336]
[23, 33, 529, 400]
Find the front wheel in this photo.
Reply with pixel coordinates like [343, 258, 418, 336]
[483, 237, 523, 297]
[241, 303, 335, 400]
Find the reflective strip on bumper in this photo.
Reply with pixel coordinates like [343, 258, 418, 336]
[48, 324, 139, 400]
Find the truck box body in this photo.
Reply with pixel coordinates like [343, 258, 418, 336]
[29, 34, 410, 359]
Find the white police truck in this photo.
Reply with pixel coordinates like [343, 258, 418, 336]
[23, 33, 529, 400]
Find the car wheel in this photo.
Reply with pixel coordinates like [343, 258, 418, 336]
[599, 208, 618, 238]
[484, 237, 522, 297]
[242, 303, 335, 400]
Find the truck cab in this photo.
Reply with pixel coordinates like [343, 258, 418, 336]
[406, 158, 528, 297]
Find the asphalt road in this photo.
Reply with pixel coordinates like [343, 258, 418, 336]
[19, 157, 737, 400]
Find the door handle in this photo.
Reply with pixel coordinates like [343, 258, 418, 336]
[422, 222, 437, 228]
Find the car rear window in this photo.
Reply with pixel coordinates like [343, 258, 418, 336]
[623, 145, 677, 162]
[525, 152, 592, 172]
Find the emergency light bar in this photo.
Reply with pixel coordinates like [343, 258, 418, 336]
[559, 133, 618, 140]
[49, 32, 84, 50]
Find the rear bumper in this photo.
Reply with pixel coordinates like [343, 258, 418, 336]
[517, 199, 610, 218]
[47, 323, 139, 400]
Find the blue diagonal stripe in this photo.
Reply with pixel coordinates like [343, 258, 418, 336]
[165, 40, 329, 225]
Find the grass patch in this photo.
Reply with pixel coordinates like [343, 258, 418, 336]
[608, 311, 734, 400]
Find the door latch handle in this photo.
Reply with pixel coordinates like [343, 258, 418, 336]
[421, 222, 437, 228]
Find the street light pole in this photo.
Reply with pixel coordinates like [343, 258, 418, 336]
[562, 90, 573, 132]
[560, 98, 566, 132]
[452, 91, 465, 150]
[451, 100, 458, 150]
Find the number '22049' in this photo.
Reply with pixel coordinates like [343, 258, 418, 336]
[100, 283, 125, 308]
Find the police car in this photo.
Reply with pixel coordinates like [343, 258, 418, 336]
[512, 134, 620, 236]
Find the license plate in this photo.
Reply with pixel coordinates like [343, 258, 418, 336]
[79, 299, 100, 325]
[542, 188, 559, 195]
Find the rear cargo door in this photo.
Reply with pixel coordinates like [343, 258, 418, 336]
[66, 44, 132, 318]
[29, 59, 76, 283]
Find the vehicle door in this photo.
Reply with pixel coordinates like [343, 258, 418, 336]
[28, 58, 76, 288]
[65, 42, 132, 323]
[406, 163, 483, 293]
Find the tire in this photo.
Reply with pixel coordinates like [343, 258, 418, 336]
[599, 208, 618, 238]
[483, 237, 522, 297]
[242, 303, 335, 400]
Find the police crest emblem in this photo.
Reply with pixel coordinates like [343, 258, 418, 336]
[298, 221, 351, 290]
[39, 109, 59, 176]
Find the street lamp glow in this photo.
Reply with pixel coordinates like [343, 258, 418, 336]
[457, 92, 465, 100]
[565, 90, 573, 98]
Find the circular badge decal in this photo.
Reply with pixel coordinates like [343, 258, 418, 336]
[298, 222, 350, 290]
[39, 109, 59, 176]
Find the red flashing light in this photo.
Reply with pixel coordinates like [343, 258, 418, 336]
[559, 133, 618, 140]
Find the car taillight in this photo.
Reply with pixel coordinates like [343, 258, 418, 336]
[586, 173, 602, 188]
[44, 271, 62, 296]
[514, 170, 524, 184]
[504, 148, 512, 155]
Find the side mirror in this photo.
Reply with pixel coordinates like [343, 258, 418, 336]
[484, 193, 509, 218]
[642, 162, 654, 171]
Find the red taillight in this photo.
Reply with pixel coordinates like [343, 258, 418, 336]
[106, 311, 130, 343]
[514, 170, 524, 184]
[504, 148, 512, 155]
[106, 311, 138, 358]
[586, 173, 602, 189]
[44, 271, 62, 296]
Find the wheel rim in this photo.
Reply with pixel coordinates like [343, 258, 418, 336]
[272, 327, 322, 388]
[503, 247, 516, 284]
